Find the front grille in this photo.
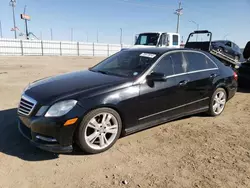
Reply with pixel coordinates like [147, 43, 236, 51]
[18, 94, 37, 116]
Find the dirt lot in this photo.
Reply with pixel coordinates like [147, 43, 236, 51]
[0, 56, 250, 188]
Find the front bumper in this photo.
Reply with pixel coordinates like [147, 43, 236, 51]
[18, 120, 73, 153]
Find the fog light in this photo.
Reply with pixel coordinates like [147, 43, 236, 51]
[64, 118, 78, 126]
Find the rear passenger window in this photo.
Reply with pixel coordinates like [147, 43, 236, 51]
[171, 52, 187, 74]
[153, 55, 174, 76]
[184, 52, 216, 71]
[205, 57, 217, 69]
[173, 35, 179, 46]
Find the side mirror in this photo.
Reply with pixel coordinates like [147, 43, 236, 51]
[146, 72, 167, 82]
[134, 35, 138, 44]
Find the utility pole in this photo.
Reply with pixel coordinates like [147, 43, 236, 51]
[71, 28, 73, 41]
[190, 20, 199, 41]
[223, 34, 229, 40]
[174, 1, 183, 33]
[23, 5, 29, 39]
[40, 31, 43, 40]
[50, 28, 53, 40]
[9, 0, 17, 39]
[0, 21, 2, 38]
[120, 28, 123, 45]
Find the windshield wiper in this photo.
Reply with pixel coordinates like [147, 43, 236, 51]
[90, 69, 127, 78]
[96, 70, 108, 75]
[90, 69, 108, 75]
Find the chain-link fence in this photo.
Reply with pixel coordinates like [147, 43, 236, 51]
[0, 38, 131, 56]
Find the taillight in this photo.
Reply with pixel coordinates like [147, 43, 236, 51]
[233, 71, 238, 81]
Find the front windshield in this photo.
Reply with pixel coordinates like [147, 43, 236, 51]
[135, 33, 160, 46]
[90, 50, 159, 78]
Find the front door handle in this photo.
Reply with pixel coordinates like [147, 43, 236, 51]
[179, 80, 188, 86]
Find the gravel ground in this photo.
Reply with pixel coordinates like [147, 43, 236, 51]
[0, 56, 250, 188]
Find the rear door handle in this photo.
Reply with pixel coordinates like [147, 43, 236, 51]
[210, 73, 217, 78]
[179, 80, 188, 86]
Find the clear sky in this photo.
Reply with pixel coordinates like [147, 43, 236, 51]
[0, 0, 249, 47]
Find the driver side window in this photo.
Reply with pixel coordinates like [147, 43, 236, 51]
[225, 41, 232, 47]
[152, 55, 174, 76]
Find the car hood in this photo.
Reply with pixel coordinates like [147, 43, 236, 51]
[131, 45, 157, 48]
[24, 70, 131, 105]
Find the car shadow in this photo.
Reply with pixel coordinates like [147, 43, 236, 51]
[0, 108, 59, 161]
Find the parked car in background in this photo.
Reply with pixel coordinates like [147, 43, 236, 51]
[211, 40, 242, 61]
[18, 48, 238, 154]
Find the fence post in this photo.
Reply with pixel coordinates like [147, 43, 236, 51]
[60, 42, 62, 56]
[77, 42, 80, 56]
[20, 40, 24, 56]
[41, 40, 44, 56]
[93, 43, 95, 56]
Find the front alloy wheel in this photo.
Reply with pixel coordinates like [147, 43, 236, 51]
[77, 108, 122, 154]
[208, 88, 227, 116]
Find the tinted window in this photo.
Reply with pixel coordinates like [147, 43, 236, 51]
[234, 44, 241, 53]
[91, 51, 159, 78]
[159, 33, 167, 46]
[152, 55, 174, 76]
[170, 52, 187, 74]
[184, 52, 217, 71]
[135, 33, 160, 46]
[225, 41, 232, 47]
[173, 35, 179, 46]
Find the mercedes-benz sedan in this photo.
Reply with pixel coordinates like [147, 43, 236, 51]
[18, 48, 238, 154]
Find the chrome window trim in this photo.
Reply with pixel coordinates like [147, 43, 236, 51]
[18, 94, 37, 116]
[139, 97, 209, 120]
[165, 68, 218, 79]
[134, 49, 219, 85]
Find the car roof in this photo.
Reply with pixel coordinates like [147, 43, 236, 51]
[123, 47, 202, 55]
[213, 40, 231, 43]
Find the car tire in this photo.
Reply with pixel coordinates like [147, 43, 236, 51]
[76, 107, 122, 154]
[208, 88, 227, 116]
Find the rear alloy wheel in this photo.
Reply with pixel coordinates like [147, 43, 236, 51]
[217, 47, 223, 53]
[208, 88, 227, 116]
[77, 108, 122, 154]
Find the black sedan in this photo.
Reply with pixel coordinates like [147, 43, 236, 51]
[211, 40, 242, 61]
[18, 48, 238, 154]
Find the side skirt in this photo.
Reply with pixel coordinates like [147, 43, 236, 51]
[124, 106, 209, 136]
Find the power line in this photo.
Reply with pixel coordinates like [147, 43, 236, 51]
[111, 0, 175, 10]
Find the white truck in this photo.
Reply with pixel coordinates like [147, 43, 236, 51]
[132, 32, 181, 48]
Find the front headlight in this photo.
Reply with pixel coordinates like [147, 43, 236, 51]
[45, 100, 77, 117]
